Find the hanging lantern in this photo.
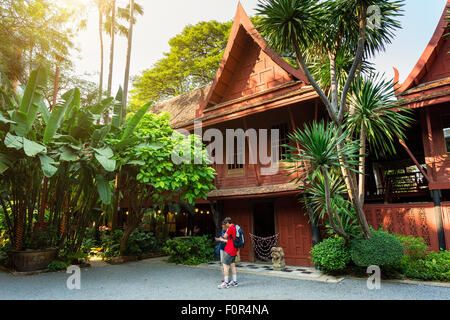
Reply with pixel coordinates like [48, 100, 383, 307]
[195, 208, 199, 213]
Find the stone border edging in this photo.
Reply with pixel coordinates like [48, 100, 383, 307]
[344, 275, 450, 288]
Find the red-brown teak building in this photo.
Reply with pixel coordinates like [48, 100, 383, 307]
[151, 3, 450, 266]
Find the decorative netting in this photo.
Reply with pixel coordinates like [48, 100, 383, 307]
[249, 233, 280, 261]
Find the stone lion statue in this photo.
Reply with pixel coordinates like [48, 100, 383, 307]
[271, 247, 286, 271]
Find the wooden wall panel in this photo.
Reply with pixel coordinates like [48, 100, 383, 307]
[275, 197, 313, 266]
[420, 105, 450, 190]
[441, 202, 450, 250]
[223, 199, 253, 262]
[364, 203, 441, 252]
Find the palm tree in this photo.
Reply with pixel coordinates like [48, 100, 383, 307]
[103, 1, 143, 124]
[95, 0, 109, 104]
[122, 0, 135, 124]
[285, 121, 360, 241]
[107, 0, 116, 95]
[256, 0, 404, 238]
[346, 73, 413, 205]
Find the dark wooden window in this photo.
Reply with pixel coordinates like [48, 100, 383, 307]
[442, 114, 450, 153]
[271, 123, 290, 160]
[227, 138, 244, 170]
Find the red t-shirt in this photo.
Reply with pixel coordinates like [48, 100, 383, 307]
[224, 224, 238, 256]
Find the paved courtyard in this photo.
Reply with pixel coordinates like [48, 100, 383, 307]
[0, 257, 449, 300]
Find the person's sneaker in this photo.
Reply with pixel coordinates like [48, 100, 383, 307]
[218, 282, 230, 289]
[229, 281, 238, 287]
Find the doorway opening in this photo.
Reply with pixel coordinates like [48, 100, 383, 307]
[252, 202, 277, 262]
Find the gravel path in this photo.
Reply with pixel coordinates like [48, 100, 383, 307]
[0, 257, 449, 300]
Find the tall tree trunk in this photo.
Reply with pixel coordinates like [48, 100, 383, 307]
[98, 7, 104, 104]
[358, 122, 367, 205]
[321, 168, 348, 241]
[107, 0, 116, 94]
[15, 201, 25, 250]
[119, 222, 137, 254]
[122, 0, 135, 124]
[111, 173, 120, 231]
[103, 0, 116, 124]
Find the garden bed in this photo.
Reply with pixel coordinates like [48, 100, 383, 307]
[106, 252, 168, 265]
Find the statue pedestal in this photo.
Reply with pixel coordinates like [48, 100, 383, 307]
[271, 247, 286, 271]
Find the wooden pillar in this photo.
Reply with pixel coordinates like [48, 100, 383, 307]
[242, 117, 261, 185]
[431, 189, 447, 251]
[425, 108, 437, 181]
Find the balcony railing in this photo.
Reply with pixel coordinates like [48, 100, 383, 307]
[378, 171, 428, 195]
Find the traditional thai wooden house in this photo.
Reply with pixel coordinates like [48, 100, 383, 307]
[364, 0, 450, 252]
[149, 3, 450, 266]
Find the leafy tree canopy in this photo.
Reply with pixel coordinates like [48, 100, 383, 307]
[130, 20, 232, 110]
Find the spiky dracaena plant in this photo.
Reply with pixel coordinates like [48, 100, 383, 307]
[284, 121, 360, 241]
[346, 73, 413, 204]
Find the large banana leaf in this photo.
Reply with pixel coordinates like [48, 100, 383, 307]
[13, 68, 47, 136]
[4, 132, 23, 150]
[94, 146, 116, 172]
[0, 153, 13, 174]
[91, 125, 111, 148]
[39, 154, 59, 178]
[11, 110, 28, 137]
[43, 88, 76, 144]
[23, 138, 47, 157]
[95, 153, 116, 172]
[118, 102, 152, 149]
[111, 87, 123, 129]
[0, 113, 17, 124]
[90, 97, 114, 115]
[96, 174, 112, 205]
[59, 146, 78, 162]
[62, 88, 81, 122]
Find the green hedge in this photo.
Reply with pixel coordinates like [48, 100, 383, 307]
[400, 250, 450, 282]
[350, 229, 404, 267]
[310, 236, 351, 272]
[391, 232, 449, 281]
[164, 235, 215, 265]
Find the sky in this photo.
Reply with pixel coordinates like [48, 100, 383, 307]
[71, 0, 448, 97]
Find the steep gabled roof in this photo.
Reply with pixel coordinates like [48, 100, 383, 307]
[198, 3, 307, 116]
[397, 0, 450, 94]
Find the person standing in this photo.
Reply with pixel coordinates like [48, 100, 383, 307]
[216, 217, 238, 289]
[215, 222, 227, 282]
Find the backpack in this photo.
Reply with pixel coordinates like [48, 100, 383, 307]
[232, 224, 245, 248]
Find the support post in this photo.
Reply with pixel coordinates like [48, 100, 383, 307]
[304, 196, 321, 247]
[431, 189, 446, 251]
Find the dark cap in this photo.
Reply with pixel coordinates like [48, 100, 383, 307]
[222, 217, 232, 224]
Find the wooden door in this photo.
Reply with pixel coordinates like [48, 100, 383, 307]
[223, 199, 253, 262]
[276, 197, 313, 266]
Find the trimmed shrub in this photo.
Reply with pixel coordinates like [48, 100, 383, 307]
[310, 236, 351, 272]
[164, 235, 215, 265]
[401, 250, 450, 282]
[392, 233, 428, 259]
[350, 229, 404, 267]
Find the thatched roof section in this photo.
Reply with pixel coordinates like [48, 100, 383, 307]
[207, 182, 298, 199]
[149, 85, 211, 128]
